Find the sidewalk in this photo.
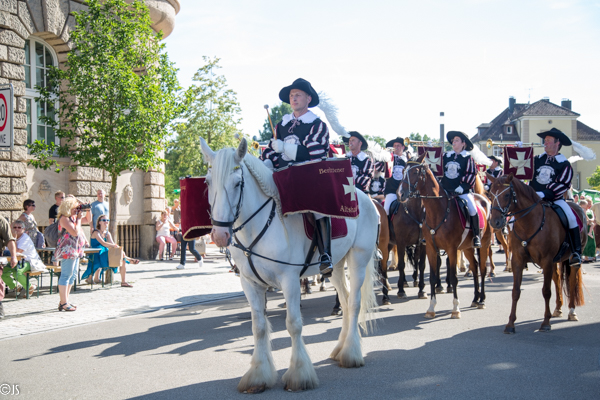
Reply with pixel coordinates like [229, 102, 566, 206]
[0, 244, 244, 341]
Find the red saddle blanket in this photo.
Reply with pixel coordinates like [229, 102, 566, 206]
[273, 158, 360, 219]
[302, 215, 348, 240]
[180, 177, 212, 240]
[455, 199, 486, 230]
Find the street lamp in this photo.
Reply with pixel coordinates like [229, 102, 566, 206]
[439, 112, 445, 146]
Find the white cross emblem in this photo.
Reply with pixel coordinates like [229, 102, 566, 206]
[343, 177, 357, 201]
[425, 151, 441, 171]
[509, 151, 528, 175]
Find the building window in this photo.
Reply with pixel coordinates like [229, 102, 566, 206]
[24, 38, 57, 146]
[493, 146, 502, 158]
[506, 126, 512, 134]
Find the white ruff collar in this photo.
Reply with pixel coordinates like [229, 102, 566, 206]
[282, 111, 318, 126]
[351, 151, 367, 161]
[445, 150, 470, 157]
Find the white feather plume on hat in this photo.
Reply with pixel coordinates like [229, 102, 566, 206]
[365, 141, 391, 163]
[571, 140, 596, 161]
[317, 93, 349, 138]
[470, 145, 493, 166]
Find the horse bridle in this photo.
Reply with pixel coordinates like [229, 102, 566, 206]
[401, 163, 442, 200]
[209, 166, 245, 231]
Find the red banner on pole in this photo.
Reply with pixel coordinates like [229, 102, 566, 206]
[417, 146, 443, 177]
[180, 177, 212, 240]
[504, 147, 534, 180]
[273, 158, 359, 218]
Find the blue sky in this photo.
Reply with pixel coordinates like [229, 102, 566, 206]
[164, 0, 600, 142]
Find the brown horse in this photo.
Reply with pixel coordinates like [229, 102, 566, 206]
[487, 174, 585, 333]
[373, 201, 393, 304]
[387, 197, 427, 301]
[399, 157, 493, 319]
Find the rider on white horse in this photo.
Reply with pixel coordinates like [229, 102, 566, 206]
[530, 128, 582, 266]
[260, 78, 333, 276]
[441, 131, 481, 248]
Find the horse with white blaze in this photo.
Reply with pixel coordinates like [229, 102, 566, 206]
[200, 137, 380, 393]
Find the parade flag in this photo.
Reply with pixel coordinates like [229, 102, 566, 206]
[504, 146, 534, 179]
[328, 143, 346, 158]
[273, 158, 359, 219]
[180, 177, 212, 240]
[418, 146, 443, 177]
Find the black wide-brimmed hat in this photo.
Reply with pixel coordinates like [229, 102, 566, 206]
[447, 131, 474, 151]
[279, 78, 319, 107]
[342, 131, 368, 151]
[537, 128, 572, 146]
[385, 137, 406, 148]
[489, 155, 503, 166]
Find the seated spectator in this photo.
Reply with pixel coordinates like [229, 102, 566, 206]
[156, 210, 177, 261]
[18, 199, 44, 248]
[82, 215, 138, 287]
[1, 220, 44, 297]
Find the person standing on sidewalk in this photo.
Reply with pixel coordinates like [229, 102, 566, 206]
[176, 236, 203, 270]
[0, 217, 18, 319]
[91, 189, 109, 230]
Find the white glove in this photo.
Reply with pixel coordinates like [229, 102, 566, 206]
[455, 186, 464, 194]
[484, 184, 490, 191]
[263, 159, 274, 170]
[282, 142, 298, 161]
[536, 191, 545, 199]
[272, 139, 284, 153]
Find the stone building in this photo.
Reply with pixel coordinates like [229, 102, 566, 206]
[471, 96, 600, 190]
[0, 0, 180, 259]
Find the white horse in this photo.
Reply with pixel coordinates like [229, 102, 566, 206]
[200, 138, 380, 393]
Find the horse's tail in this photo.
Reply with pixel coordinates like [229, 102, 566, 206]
[561, 262, 585, 307]
[406, 245, 417, 270]
[359, 252, 379, 335]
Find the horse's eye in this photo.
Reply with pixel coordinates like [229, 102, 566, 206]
[235, 182, 241, 188]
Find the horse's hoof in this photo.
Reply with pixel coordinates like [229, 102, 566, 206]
[477, 303, 486, 310]
[424, 311, 435, 319]
[459, 267, 466, 273]
[471, 302, 478, 308]
[489, 272, 496, 278]
[446, 286, 454, 294]
[568, 314, 578, 321]
[552, 309, 563, 318]
[435, 287, 445, 294]
[451, 311, 461, 319]
[539, 325, 551, 332]
[320, 286, 326, 292]
[331, 308, 342, 316]
[397, 292, 407, 299]
[382, 299, 391, 306]
[279, 302, 287, 308]
[244, 384, 267, 394]
[418, 291, 428, 299]
[464, 271, 473, 278]
[504, 326, 516, 334]
[413, 281, 418, 287]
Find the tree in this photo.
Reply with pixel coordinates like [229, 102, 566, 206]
[364, 135, 386, 149]
[259, 102, 292, 141]
[165, 57, 242, 203]
[587, 166, 600, 190]
[29, 0, 187, 238]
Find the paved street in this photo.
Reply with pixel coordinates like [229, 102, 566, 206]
[1, 247, 599, 399]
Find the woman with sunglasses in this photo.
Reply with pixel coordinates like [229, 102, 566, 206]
[83, 214, 138, 287]
[18, 199, 43, 248]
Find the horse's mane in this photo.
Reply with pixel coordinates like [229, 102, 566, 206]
[498, 175, 541, 203]
[242, 152, 280, 201]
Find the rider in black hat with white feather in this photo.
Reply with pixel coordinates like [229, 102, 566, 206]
[383, 137, 408, 216]
[343, 131, 374, 193]
[484, 155, 503, 192]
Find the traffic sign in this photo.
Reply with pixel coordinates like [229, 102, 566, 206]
[0, 83, 13, 152]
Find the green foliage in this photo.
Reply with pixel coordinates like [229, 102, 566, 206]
[31, 0, 185, 177]
[409, 132, 433, 143]
[29, 0, 187, 236]
[259, 102, 292, 141]
[364, 135, 386, 148]
[587, 166, 600, 190]
[165, 57, 242, 203]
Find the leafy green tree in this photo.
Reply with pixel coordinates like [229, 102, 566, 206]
[30, 0, 186, 238]
[587, 166, 600, 190]
[165, 57, 242, 203]
[259, 102, 292, 141]
[364, 135, 386, 148]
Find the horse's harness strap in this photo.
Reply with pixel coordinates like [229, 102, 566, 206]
[511, 201, 546, 269]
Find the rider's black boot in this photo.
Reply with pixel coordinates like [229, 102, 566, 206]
[471, 214, 481, 248]
[316, 217, 333, 277]
[568, 227, 582, 267]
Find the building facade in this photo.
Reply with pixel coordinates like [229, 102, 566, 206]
[471, 96, 600, 190]
[0, 0, 180, 259]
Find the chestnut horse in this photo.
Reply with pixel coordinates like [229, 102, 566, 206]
[373, 201, 393, 304]
[399, 157, 492, 319]
[487, 174, 585, 333]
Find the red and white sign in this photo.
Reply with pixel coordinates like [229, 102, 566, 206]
[0, 84, 13, 152]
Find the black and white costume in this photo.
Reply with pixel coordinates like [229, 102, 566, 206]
[369, 161, 386, 197]
[348, 151, 373, 193]
[261, 111, 329, 169]
[384, 153, 407, 214]
[529, 152, 576, 228]
[441, 149, 478, 216]
[484, 166, 503, 191]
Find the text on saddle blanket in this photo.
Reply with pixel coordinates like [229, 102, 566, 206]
[273, 158, 360, 219]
